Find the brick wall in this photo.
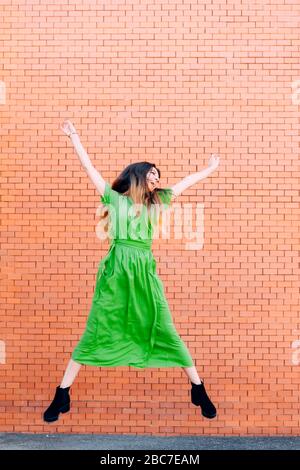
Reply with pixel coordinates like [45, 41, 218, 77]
[1, 0, 300, 435]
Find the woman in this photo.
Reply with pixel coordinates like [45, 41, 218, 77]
[43, 120, 220, 423]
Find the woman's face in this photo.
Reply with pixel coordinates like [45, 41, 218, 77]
[146, 167, 160, 192]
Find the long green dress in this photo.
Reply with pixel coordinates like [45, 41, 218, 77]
[71, 181, 194, 369]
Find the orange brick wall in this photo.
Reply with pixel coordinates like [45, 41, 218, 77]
[1, 1, 300, 436]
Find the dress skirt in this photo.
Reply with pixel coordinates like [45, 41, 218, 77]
[71, 238, 194, 369]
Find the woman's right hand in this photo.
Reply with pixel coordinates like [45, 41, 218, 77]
[60, 120, 77, 137]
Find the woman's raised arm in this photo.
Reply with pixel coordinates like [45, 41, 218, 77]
[170, 154, 220, 197]
[61, 120, 106, 197]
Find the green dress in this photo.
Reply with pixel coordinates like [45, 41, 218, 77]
[71, 181, 194, 369]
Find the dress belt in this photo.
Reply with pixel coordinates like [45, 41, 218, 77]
[110, 238, 152, 251]
[97, 238, 152, 282]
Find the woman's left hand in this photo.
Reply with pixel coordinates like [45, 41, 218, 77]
[208, 153, 220, 171]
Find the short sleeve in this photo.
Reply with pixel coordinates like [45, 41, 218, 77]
[100, 181, 122, 208]
[158, 188, 174, 207]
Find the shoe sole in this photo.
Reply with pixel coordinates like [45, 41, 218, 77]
[191, 401, 217, 419]
[43, 403, 70, 423]
[202, 411, 217, 419]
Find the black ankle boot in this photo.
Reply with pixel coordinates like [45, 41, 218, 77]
[190, 380, 217, 419]
[43, 386, 71, 423]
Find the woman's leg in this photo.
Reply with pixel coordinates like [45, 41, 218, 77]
[182, 365, 217, 418]
[60, 358, 82, 388]
[43, 357, 81, 422]
[182, 365, 202, 384]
